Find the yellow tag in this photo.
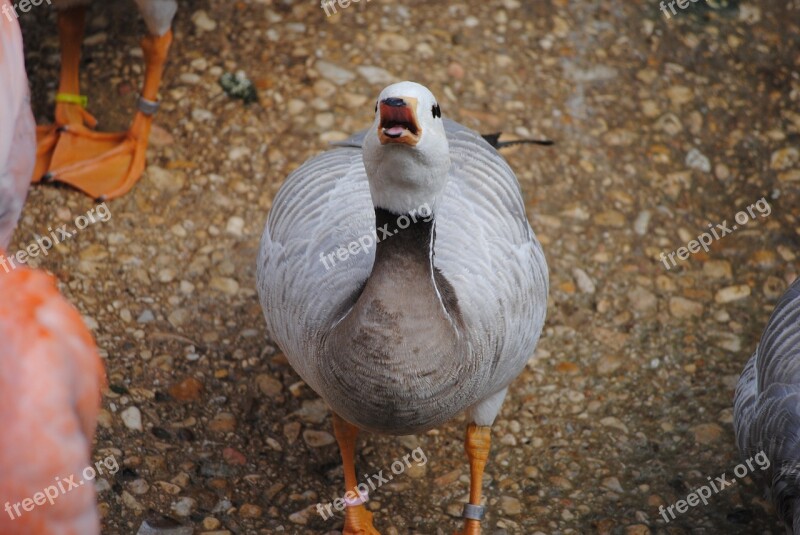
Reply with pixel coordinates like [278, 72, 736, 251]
[55, 93, 88, 108]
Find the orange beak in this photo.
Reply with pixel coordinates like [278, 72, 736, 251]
[377, 96, 420, 146]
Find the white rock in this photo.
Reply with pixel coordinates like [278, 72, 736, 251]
[686, 148, 711, 173]
[357, 65, 395, 85]
[121, 406, 143, 431]
[315, 60, 356, 85]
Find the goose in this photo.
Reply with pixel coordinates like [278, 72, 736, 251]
[31, 0, 177, 200]
[734, 276, 800, 533]
[0, 8, 106, 534]
[257, 81, 549, 534]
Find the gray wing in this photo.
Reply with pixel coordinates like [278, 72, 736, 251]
[258, 119, 548, 395]
[435, 119, 549, 394]
[733, 277, 800, 527]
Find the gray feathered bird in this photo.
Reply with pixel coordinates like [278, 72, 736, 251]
[734, 276, 800, 533]
[257, 82, 548, 534]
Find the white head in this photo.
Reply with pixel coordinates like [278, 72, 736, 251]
[362, 82, 450, 215]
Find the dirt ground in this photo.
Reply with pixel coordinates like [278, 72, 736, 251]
[14, 0, 800, 533]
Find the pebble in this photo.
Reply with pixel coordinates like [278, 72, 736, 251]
[303, 430, 336, 447]
[691, 423, 724, 445]
[168, 378, 204, 402]
[288, 504, 317, 525]
[121, 406, 143, 431]
[771, 147, 799, 170]
[633, 210, 651, 235]
[146, 166, 186, 194]
[209, 277, 239, 295]
[315, 60, 356, 85]
[594, 210, 626, 227]
[375, 32, 412, 52]
[499, 495, 521, 515]
[715, 285, 751, 303]
[357, 65, 396, 85]
[572, 268, 595, 294]
[225, 216, 245, 237]
[191, 10, 217, 32]
[703, 260, 732, 279]
[686, 148, 711, 173]
[136, 519, 192, 535]
[170, 497, 196, 517]
[239, 504, 263, 518]
[669, 297, 703, 318]
[628, 286, 657, 312]
[256, 374, 283, 397]
[208, 413, 236, 433]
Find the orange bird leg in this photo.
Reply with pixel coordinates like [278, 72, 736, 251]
[43, 28, 173, 200]
[34, 6, 98, 182]
[455, 424, 492, 535]
[332, 413, 381, 535]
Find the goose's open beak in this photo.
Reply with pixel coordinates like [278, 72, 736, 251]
[378, 96, 420, 146]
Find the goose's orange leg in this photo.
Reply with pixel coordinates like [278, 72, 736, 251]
[34, 6, 98, 182]
[36, 8, 173, 200]
[332, 413, 381, 535]
[455, 424, 491, 535]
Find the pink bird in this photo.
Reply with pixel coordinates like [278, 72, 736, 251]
[0, 6, 106, 534]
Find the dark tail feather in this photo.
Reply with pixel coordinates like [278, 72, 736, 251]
[481, 132, 555, 150]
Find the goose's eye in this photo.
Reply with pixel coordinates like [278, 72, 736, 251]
[432, 104, 441, 119]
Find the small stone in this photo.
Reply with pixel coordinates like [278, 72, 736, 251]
[770, 147, 799, 170]
[596, 354, 624, 375]
[137, 310, 155, 323]
[703, 260, 732, 279]
[686, 148, 711, 173]
[121, 406, 143, 431]
[179, 72, 200, 85]
[715, 285, 751, 303]
[226, 216, 245, 237]
[256, 374, 283, 397]
[123, 491, 145, 513]
[171, 497, 196, 517]
[600, 417, 629, 434]
[498, 496, 521, 515]
[572, 268, 595, 294]
[208, 412, 236, 433]
[303, 430, 335, 448]
[633, 210, 650, 235]
[289, 504, 317, 525]
[288, 99, 306, 115]
[147, 166, 185, 194]
[168, 378, 203, 402]
[669, 297, 703, 318]
[202, 517, 221, 530]
[128, 479, 150, 495]
[447, 62, 465, 79]
[191, 10, 217, 32]
[239, 504, 262, 518]
[691, 423, 724, 445]
[602, 477, 624, 493]
[434, 469, 462, 486]
[209, 277, 239, 295]
[315, 60, 356, 85]
[357, 65, 395, 85]
[375, 32, 412, 52]
[136, 519, 193, 535]
[628, 286, 657, 312]
[667, 85, 693, 106]
[594, 210, 626, 227]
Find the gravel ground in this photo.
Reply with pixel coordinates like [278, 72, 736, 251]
[14, 0, 800, 533]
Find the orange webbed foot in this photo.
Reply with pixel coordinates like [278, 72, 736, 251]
[342, 504, 381, 535]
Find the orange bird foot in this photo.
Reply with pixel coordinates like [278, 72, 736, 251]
[35, 110, 153, 201]
[342, 505, 381, 535]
